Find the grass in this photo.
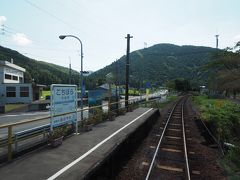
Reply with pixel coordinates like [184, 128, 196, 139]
[41, 90, 50, 99]
[128, 89, 140, 96]
[43, 89, 141, 99]
[5, 104, 27, 113]
[192, 96, 240, 141]
[149, 95, 178, 109]
[192, 95, 240, 178]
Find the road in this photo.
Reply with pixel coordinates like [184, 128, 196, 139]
[0, 91, 167, 138]
[0, 110, 89, 138]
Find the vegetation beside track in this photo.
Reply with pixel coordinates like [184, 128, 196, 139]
[158, 95, 178, 108]
[192, 95, 240, 178]
[145, 95, 178, 109]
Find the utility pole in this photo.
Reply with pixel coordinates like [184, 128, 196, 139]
[125, 34, 133, 111]
[69, 57, 72, 84]
[215, 35, 219, 49]
[115, 60, 119, 111]
[144, 42, 147, 49]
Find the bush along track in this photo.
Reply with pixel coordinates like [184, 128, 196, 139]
[192, 95, 240, 178]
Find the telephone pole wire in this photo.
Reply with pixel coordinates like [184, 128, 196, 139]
[125, 34, 133, 111]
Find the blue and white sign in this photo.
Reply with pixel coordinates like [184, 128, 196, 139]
[50, 84, 77, 129]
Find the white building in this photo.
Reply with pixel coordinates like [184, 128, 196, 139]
[0, 60, 33, 105]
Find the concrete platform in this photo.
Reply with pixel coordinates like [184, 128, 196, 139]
[0, 107, 159, 180]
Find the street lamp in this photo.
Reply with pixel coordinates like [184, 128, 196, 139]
[59, 35, 84, 127]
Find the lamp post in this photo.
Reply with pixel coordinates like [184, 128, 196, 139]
[59, 35, 84, 127]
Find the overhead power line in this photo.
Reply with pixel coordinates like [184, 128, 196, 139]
[24, 0, 82, 32]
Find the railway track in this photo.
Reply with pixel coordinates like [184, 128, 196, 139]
[145, 96, 200, 180]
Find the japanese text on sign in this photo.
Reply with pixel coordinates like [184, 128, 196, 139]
[50, 84, 77, 128]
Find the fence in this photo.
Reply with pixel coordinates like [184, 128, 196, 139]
[0, 93, 163, 162]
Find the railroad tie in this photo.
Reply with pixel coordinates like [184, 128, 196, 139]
[161, 147, 182, 153]
[157, 165, 183, 172]
[149, 146, 156, 149]
[164, 122, 181, 126]
[142, 162, 149, 166]
[165, 135, 182, 140]
[168, 128, 181, 132]
[192, 170, 201, 175]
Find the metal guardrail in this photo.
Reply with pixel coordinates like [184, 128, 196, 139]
[14, 124, 50, 153]
[0, 93, 163, 162]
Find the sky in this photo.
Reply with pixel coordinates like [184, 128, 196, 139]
[0, 0, 240, 72]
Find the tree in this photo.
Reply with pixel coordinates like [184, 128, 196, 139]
[174, 79, 190, 92]
[205, 42, 240, 98]
[24, 71, 32, 83]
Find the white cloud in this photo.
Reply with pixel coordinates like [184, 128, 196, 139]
[0, 16, 7, 25]
[12, 33, 32, 46]
[234, 34, 240, 40]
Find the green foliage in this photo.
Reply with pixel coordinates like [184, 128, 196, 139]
[205, 42, 240, 94]
[90, 44, 217, 88]
[174, 79, 191, 92]
[0, 46, 80, 86]
[141, 95, 178, 109]
[117, 108, 126, 115]
[87, 108, 104, 125]
[192, 96, 240, 142]
[4, 104, 26, 113]
[1, 44, 217, 89]
[192, 95, 240, 175]
[48, 125, 72, 140]
[41, 90, 50, 99]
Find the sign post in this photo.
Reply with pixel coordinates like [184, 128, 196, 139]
[50, 84, 78, 134]
[146, 82, 151, 101]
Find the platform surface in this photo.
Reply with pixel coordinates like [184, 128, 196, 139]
[0, 107, 156, 180]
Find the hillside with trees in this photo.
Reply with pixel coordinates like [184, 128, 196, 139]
[89, 44, 217, 88]
[0, 44, 218, 89]
[205, 42, 240, 97]
[0, 45, 80, 86]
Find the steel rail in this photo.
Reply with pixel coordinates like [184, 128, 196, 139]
[181, 99, 191, 180]
[189, 97, 224, 155]
[198, 116, 225, 155]
[145, 98, 180, 180]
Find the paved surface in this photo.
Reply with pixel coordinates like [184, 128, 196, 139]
[0, 93, 166, 138]
[0, 107, 157, 180]
[0, 110, 89, 138]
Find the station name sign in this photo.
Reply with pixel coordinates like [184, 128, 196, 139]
[50, 84, 77, 129]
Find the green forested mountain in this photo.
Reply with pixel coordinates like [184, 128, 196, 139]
[0, 46, 80, 85]
[89, 44, 217, 88]
[0, 44, 217, 89]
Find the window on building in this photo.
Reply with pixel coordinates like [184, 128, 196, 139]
[12, 76, 18, 81]
[5, 74, 12, 80]
[19, 77, 23, 83]
[20, 87, 29, 97]
[6, 87, 16, 97]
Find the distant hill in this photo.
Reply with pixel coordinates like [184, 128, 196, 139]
[0, 44, 217, 89]
[0, 46, 80, 86]
[90, 44, 217, 87]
